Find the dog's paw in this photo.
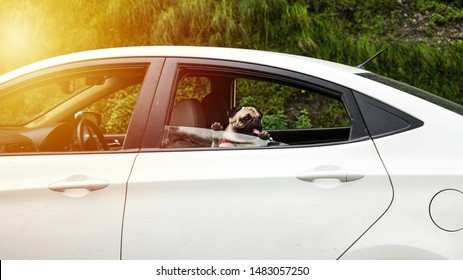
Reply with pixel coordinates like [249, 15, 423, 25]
[258, 130, 270, 140]
[211, 122, 224, 131]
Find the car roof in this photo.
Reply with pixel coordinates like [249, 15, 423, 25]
[0, 46, 370, 85]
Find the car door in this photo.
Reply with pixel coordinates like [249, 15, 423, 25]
[0, 59, 163, 259]
[121, 59, 393, 259]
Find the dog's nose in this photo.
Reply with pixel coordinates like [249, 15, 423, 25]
[252, 119, 263, 128]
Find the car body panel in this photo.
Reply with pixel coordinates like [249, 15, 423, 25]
[342, 111, 463, 259]
[122, 140, 392, 259]
[0, 153, 137, 259]
[0, 47, 369, 87]
[1, 46, 463, 259]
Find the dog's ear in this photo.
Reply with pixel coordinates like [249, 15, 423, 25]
[228, 106, 242, 118]
[257, 109, 264, 119]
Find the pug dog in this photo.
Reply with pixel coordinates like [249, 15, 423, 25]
[211, 106, 272, 147]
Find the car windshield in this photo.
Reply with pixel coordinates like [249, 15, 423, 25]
[0, 77, 93, 126]
[359, 73, 463, 116]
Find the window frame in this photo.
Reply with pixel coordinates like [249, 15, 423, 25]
[142, 58, 370, 151]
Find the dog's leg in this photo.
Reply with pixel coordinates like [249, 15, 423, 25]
[258, 130, 270, 140]
[211, 122, 224, 147]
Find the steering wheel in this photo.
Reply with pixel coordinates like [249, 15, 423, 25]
[76, 119, 109, 151]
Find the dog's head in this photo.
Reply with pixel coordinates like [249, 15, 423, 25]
[227, 106, 264, 136]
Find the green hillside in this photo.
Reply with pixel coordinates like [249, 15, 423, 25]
[1, 0, 462, 103]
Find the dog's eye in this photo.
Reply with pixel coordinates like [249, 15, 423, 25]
[242, 115, 251, 121]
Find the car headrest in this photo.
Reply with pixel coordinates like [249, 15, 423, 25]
[201, 93, 229, 128]
[170, 99, 206, 128]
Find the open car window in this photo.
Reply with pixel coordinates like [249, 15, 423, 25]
[236, 78, 351, 129]
[161, 67, 356, 149]
[235, 78, 352, 145]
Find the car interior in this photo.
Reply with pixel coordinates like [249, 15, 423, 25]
[1, 66, 354, 153]
[0, 67, 147, 153]
[164, 71, 352, 148]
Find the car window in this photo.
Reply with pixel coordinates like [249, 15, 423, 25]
[0, 77, 91, 126]
[84, 84, 141, 134]
[161, 70, 353, 149]
[0, 66, 148, 154]
[175, 76, 211, 103]
[236, 78, 351, 129]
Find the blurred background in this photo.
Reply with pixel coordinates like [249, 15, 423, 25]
[1, 0, 462, 103]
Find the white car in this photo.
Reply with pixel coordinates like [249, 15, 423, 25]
[1, 46, 462, 259]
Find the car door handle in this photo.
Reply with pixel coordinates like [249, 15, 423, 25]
[48, 177, 109, 192]
[296, 169, 364, 183]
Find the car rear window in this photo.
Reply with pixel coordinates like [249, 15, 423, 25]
[359, 73, 463, 117]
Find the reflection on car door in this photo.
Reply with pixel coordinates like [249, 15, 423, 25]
[122, 140, 392, 259]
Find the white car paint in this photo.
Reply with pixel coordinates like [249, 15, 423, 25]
[122, 141, 392, 259]
[342, 108, 463, 259]
[0, 153, 137, 259]
[1, 46, 463, 259]
[0, 46, 368, 86]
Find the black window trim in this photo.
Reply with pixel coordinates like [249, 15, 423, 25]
[353, 90, 424, 139]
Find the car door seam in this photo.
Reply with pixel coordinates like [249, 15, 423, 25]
[337, 139, 395, 259]
[119, 152, 141, 260]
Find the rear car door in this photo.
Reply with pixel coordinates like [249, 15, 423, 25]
[0, 58, 163, 259]
[121, 59, 394, 259]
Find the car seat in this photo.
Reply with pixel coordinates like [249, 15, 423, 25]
[201, 93, 229, 128]
[170, 99, 206, 128]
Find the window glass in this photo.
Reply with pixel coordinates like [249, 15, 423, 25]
[85, 84, 141, 134]
[0, 66, 147, 154]
[161, 76, 212, 148]
[0, 77, 90, 126]
[175, 76, 210, 103]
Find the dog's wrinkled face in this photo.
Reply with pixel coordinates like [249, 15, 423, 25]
[227, 106, 264, 136]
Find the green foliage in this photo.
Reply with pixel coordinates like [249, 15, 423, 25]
[175, 77, 211, 102]
[1, 0, 463, 124]
[294, 109, 312, 129]
[236, 78, 350, 129]
[86, 84, 140, 134]
[262, 110, 290, 130]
